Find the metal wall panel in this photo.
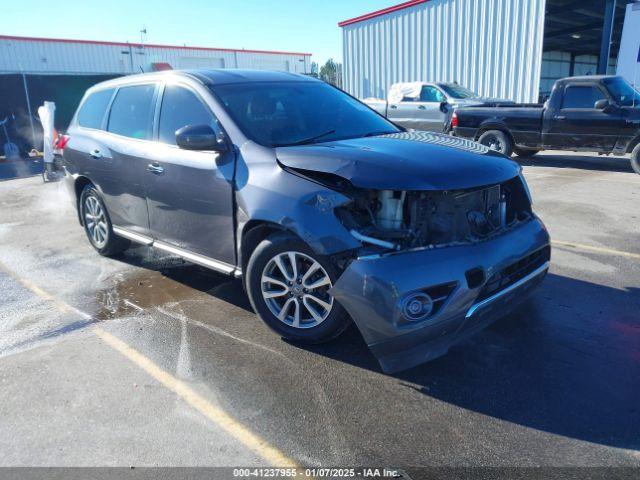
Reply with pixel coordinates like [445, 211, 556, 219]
[342, 0, 546, 103]
[0, 36, 310, 75]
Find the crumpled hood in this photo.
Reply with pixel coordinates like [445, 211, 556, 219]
[276, 131, 520, 190]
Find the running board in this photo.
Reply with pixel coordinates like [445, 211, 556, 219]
[112, 226, 242, 277]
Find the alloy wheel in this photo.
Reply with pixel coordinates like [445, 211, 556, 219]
[260, 251, 334, 329]
[84, 195, 108, 249]
[483, 134, 503, 152]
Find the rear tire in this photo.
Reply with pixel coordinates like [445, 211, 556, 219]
[246, 232, 349, 344]
[631, 144, 640, 175]
[79, 184, 130, 256]
[478, 130, 513, 157]
[513, 147, 540, 158]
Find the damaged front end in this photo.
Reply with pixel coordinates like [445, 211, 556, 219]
[277, 136, 550, 373]
[334, 175, 534, 254]
[327, 175, 549, 373]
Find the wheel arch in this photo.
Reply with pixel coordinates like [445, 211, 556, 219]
[474, 120, 515, 144]
[74, 176, 94, 226]
[625, 135, 640, 154]
[239, 221, 299, 285]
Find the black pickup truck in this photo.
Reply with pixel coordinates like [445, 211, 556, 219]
[452, 75, 640, 174]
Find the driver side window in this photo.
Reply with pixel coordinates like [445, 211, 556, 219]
[420, 86, 445, 103]
[159, 85, 220, 145]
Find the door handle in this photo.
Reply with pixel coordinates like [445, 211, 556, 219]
[89, 149, 102, 159]
[390, 105, 398, 109]
[555, 115, 566, 120]
[147, 163, 164, 174]
[418, 105, 426, 110]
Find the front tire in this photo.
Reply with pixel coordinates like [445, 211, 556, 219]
[246, 233, 349, 343]
[631, 144, 640, 175]
[80, 184, 130, 256]
[478, 130, 513, 157]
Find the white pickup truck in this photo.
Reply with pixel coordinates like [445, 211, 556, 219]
[363, 82, 512, 132]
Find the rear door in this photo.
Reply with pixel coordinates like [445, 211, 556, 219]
[544, 84, 622, 150]
[386, 98, 419, 129]
[95, 83, 158, 235]
[144, 81, 236, 265]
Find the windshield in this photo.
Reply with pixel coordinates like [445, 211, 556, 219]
[438, 83, 478, 99]
[603, 77, 640, 107]
[209, 81, 399, 147]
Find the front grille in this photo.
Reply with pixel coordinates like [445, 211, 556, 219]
[476, 246, 550, 302]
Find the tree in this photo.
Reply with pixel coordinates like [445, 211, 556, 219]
[319, 59, 343, 88]
[310, 62, 319, 78]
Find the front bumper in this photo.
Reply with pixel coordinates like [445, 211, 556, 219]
[331, 218, 550, 373]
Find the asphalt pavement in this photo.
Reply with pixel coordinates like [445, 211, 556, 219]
[0, 151, 638, 471]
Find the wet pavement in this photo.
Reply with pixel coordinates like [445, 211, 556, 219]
[0, 152, 638, 468]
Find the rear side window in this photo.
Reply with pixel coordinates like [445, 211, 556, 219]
[77, 89, 114, 129]
[107, 84, 156, 140]
[562, 86, 605, 109]
[159, 85, 219, 145]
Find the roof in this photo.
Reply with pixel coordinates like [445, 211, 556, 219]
[85, 69, 317, 91]
[0, 34, 312, 57]
[559, 75, 619, 82]
[338, 0, 429, 27]
[187, 69, 317, 85]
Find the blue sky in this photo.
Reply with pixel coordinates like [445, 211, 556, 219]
[3, 0, 395, 65]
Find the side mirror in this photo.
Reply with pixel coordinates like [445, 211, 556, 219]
[175, 124, 226, 152]
[439, 101, 450, 114]
[594, 99, 615, 112]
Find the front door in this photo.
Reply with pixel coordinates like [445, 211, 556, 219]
[144, 83, 236, 265]
[543, 84, 622, 150]
[412, 85, 447, 132]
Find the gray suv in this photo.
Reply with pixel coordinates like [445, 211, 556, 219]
[63, 70, 550, 373]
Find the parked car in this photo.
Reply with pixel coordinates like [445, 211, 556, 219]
[364, 81, 512, 132]
[62, 70, 550, 373]
[452, 75, 640, 174]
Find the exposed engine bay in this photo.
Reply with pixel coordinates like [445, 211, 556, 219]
[336, 176, 533, 252]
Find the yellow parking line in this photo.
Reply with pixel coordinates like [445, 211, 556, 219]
[94, 327, 297, 467]
[552, 240, 640, 260]
[0, 260, 297, 467]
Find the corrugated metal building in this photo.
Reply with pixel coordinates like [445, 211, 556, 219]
[0, 35, 311, 75]
[340, 0, 627, 103]
[0, 35, 311, 150]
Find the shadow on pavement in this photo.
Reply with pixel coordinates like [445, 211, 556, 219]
[305, 272, 640, 451]
[517, 153, 634, 174]
[111, 249, 640, 451]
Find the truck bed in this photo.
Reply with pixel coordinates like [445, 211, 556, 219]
[454, 104, 545, 147]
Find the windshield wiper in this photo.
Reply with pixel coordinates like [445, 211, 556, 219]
[277, 129, 336, 147]
[362, 130, 397, 137]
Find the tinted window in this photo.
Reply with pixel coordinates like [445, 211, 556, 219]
[159, 85, 218, 145]
[420, 86, 445, 102]
[77, 89, 114, 129]
[562, 86, 605, 109]
[603, 77, 640, 107]
[107, 84, 156, 140]
[439, 83, 477, 99]
[210, 81, 399, 147]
